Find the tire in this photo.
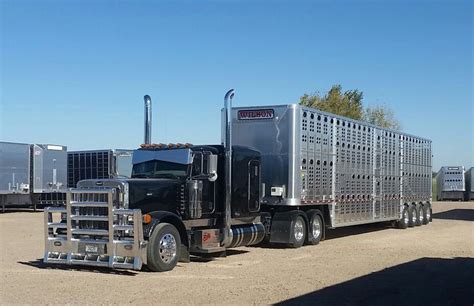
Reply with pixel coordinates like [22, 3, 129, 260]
[426, 203, 432, 222]
[147, 223, 181, 272]
[408, 205, 417, 227]
[306, 211, 323, 245]
[414, 205, 422, 226]
[288, 215, 306, 248]
[416, 205, 424, 225]
[421, 205, 429, 225]
[396, 205, 409, 229]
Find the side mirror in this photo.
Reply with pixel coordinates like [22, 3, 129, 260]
[207, 154, 218, 181]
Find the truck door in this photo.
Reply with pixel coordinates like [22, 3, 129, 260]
[248, 160, 260, 212]
[192, 152, 215, 215]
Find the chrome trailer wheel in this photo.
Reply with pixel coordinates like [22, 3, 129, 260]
[306, 210, 323, 245]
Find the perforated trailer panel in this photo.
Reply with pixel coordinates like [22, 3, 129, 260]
[230, 104, 432, 228]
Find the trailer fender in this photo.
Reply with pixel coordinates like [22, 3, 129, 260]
[144, 211, 190, 263]
[269, 210, 308, 244]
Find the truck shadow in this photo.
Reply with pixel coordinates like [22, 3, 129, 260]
[432, 209, 474, 222]
[18, 259, 138, 276]
[190, 249, 249, 263]
[276, 257, 474, 306]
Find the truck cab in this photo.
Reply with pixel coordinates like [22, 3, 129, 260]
[44, 143, 265, 272]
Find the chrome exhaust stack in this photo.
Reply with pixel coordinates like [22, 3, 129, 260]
[144, 95, 152, 144]
[222, 89, 235, 247]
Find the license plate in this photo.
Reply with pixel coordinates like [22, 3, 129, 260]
[85, 245, 98, 253]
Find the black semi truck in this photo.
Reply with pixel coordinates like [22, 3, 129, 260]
[44, 90, 433, 272]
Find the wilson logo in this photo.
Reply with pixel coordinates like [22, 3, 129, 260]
[238, 109, 274, 120]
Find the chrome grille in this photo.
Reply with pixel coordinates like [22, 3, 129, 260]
[44, 188, 146, 270]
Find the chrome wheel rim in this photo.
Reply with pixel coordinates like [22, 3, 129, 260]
[312, 217, 321, 239]
[404, 210, 409, 224]
[419, 209, 424, 223]
[412, 211, 417, 224]
[159, 233, 177, 263]
[426, 207, 431, 220]
[294, 219, 304, 241]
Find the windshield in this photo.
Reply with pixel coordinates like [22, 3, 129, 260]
[131, 160, 189, 180]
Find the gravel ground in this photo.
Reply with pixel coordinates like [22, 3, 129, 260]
[1, 201, 473, 305]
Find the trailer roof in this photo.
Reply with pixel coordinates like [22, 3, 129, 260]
[230, 104, 432, 143]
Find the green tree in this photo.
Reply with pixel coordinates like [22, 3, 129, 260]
[300, 85, 364, 120]
[299, 84, 400, 130]
[364, 105, 401, 130]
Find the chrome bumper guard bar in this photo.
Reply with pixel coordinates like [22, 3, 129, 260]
[43, 188, 147, 270]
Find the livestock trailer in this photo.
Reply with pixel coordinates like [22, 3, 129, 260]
[44, 92, 433, 272]
[436, 166, 465, 201]
[67, 149, 133, 188]
[232, 104, 432, 228]
[0, 142, 67, 211]
[465, 167, 474, 201]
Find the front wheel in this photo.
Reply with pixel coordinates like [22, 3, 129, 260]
[147, 223, 181, 272]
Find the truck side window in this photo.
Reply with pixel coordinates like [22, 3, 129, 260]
[192, 153, 203, 176]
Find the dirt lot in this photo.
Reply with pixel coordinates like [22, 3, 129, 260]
[1, 201, 473, 305]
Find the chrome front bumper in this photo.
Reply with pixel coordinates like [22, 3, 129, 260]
[43, 188, 147, 270]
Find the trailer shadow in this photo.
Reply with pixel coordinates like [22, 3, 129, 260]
[253, 222, 392, 249]
[432, 209, 474, 222]
[324, 222, 392, 240]
[18, 259, 138, 276]
[276, 257, 474, 306]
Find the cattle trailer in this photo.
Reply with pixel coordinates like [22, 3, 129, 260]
[44, 92, 432, 272]
[436, 166, 465, 201]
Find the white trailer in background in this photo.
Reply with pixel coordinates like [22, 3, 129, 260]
[0, 142, 67, 211]
[465, 167, 474, 201]
[436, 166, 465, 201]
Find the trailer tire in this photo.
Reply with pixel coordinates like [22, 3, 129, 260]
[421, 205, 429, 225]
[288, 215, 306, 248]
[305, 211, 323, 245]
[408, 205, 417, 227]
[396, 206, 409, 229]
[147, 222, 181, 272]
[415, 205, 423, 226]
[426, 203, 432, 222]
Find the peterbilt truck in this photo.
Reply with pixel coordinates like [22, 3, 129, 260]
[44, 90, 433, 272]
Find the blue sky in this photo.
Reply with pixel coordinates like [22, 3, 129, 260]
[1, 0, 472, 170]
